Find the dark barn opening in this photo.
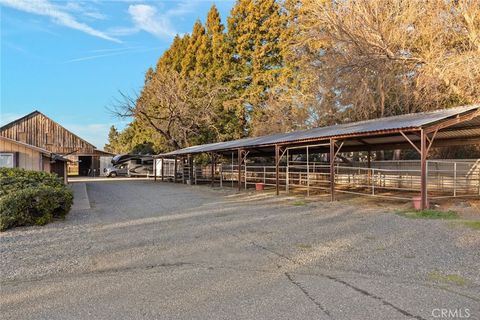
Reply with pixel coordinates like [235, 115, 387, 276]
[78, 156, 92, 176]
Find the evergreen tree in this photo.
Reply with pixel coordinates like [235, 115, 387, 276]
[181, 20, 206, 77]
[227, 0, 287, 136]
[104, 125, 120, 153]
[156, 34, 190, 72]
[114, 0, 300, 149]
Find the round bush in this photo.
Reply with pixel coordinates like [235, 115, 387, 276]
[0, 169, 73, 231]
[0, 168, 65, 197]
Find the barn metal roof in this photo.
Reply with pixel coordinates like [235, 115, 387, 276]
[159, 105, 480, 156]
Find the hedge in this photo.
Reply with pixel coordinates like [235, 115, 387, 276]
[0, 168, 73, 231]
[0, 168, 65, 197]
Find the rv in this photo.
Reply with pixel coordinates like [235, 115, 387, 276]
[105, 155, 153, 177]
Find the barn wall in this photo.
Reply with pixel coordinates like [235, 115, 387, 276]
[0, 112, 96, 154]
[66, 155, 79, 175]
[0, 138, 42, 171]
[42, 156, 51, 172]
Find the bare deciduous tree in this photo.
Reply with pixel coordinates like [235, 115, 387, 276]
[298, 0, 480, 122]
[112, 70, 225, 151]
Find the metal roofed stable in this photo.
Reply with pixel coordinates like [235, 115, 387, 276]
[155, 104, 480, 210]
[160, 104, 480, 156]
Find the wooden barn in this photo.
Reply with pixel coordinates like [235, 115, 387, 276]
[0, 111, 113, 176]
[0, 136, 69, 183]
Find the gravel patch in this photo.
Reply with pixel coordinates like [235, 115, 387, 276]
[1, 180, 479, 319]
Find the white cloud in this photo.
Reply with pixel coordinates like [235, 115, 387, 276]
[63, 46, 165, 63]
[121, 1, 204, 39]
[126, 4, 177, 39]
[0, 0, 120, 42]
[60, 1, 108, 20]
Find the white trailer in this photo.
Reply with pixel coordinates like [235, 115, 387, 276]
[155, 158, 177, 178]
[99, 156, 113, 176]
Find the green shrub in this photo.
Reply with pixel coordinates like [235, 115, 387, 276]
[0, 168, 64, 197]
[0, 168, 73, 231]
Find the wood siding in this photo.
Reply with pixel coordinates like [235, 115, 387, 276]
[0, 138, 42, 171]
[0, 111, 96, 155]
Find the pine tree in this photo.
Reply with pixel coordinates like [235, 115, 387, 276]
[181, 20, 206, 77]
[204, 5, 227, 81]
[104, 125, 120, 153]
[227, 0, 287, 136]
[115, 0, 302, 150]
[156, 35, 190, 73]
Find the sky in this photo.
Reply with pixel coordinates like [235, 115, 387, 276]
[0, 0, 235, 150]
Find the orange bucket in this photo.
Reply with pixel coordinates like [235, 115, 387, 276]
[255, 183, 265, 191]
[412, 196, 429, 210]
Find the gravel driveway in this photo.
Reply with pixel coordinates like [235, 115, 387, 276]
[1, 180, 479, 320]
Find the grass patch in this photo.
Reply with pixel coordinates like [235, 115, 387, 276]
[291, 200, 307, 206]
[295, 243, 312, 249]
[397, 209, 458, 220]
[460, 220, 480, 230]
[428, 271, 467, 286]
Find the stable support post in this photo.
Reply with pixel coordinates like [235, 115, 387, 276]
[189, 155, 194, 185]
[211, 153, 215, 187]
[220, 163, 223, 188]
[174, 156, 178, 183]
[238, 149, 242, 191]
[286, 149, 289, 193]
[154, 157, 157, 181]
[330, 139, 335, 201]
[182, 157, 186, 184]
[275, 145, 280, 196]
[161, 158, 164, 182]
[453, 162, 457, 197]
[420, 129, 428, 210]
[307, 146, 310, 197]
[194, 162, 197, 185]
[367, 149, 372, 186]
[372, 168, 375, 195]
[231, 152, 234, 188]
[245, 162, 248, 189]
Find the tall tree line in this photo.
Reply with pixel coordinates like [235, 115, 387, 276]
[107, 0, 480, 155]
